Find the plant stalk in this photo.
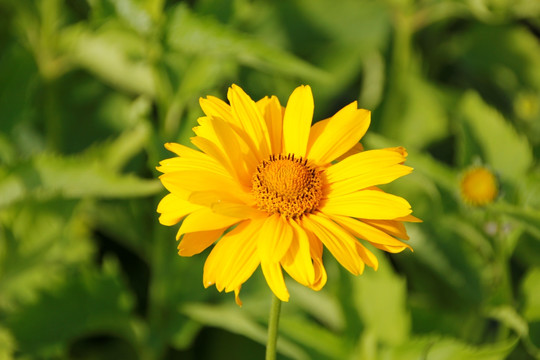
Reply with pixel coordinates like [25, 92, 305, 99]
[266, 294, 282, 360]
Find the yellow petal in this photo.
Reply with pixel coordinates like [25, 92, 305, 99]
[199, 95, 235, 124]
[261, 261, 290, 301]
[234, 287, 243, 307]
[157, 193, 202, 226]
[203, 220, 261, 293]
[320, 189, 412, 219]
[191, 136, 237, 177]
[159, 169, 241, 196]
[370, 243, 409, 253]
[207, 116, 259, 185]
[355, 242, 379, 270]
[302, 229, 327, 290]
[260, 95, 284, 154]
[177, 208, 240, 239]
[188, 189, 253, 209]
[329, 214, 412, 251]
[335, 142, 364, 163]
[281, 220, 316, 286]
[326, 149, 411, 196]
[228, 84, 271, 160]
[398, 214, 423, 223]
[361, 219, 410, 240]
[257, 214, 293, 263]
[178, 228, 225, 256]
[302, 214, 365, 275]
[310, 255, 328, 291]
[164, 142, 208, 160]
[212, 201, 264, 219]
[283, 85, 314, 157]
[327, 149, 406, 181]
[307, 103, 371, 164]
[157, 156, 228, 177]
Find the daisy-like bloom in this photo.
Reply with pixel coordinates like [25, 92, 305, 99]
[460, 166, 498, 206]
[157, 85, 419, 305]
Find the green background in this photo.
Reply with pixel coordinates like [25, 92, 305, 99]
[1, 0, 540, 359]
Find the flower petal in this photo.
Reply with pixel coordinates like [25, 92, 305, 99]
[257, 214, 293, 263]
[302, 213, 365, 275]
[178, 228, 225, 256]
[326, 149, 411, 196]
[159, 169, 242, 196]
[191, 136, 237, 177]
[177, 208, 241, 239]
[199, 95, 235, 124]
[164, 142, 209, 160]
[361, 219, 409, 240]
[329, 214, 412, 251]
[281, 219, 316, 287]
[203, 220, 261, 292]
[211, 201, 264, 219]
[307, 102, 370, 164]
[310, 255, 328, 290]
[259, 95, 284, 155]
[157, 193, 202, 226]
[283, 85, 314, 157]
[320, 189, 412, 219]
[188, 189, 253, 209]
[205, 116, 260, 186]
[261, 261, 290, 301]
[355, 242, 379, 270]
[228, 84, 271, 160]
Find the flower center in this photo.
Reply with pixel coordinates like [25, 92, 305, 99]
[252, 154, 323, 219]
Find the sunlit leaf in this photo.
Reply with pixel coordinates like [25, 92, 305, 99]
[167, 4, 328, 82]
[383, 336, 517, 360]
[181, 302, 309, 360]
[0, 198, 93, 311]
[0, 151, 161, 210]
[59, 23, 155, 96]
[0, 326, 16, 360]
[458, 91, 533, 180]
[353, 249, 410, 345]
[279, 316, 349, 360]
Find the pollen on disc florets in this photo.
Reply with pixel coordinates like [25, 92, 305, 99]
[252, 154, 324, 219]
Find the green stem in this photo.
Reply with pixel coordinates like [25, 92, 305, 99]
[266, 294, 282, 360]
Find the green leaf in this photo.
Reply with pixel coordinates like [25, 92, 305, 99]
[288, 281, 345, 331]
[423, 336, 517, 360]
[353, 249, 410, 345]
[181, 302, 309, 360]
[59, 23, 155, 96]
[487, 306, 529, 338]
[279, 316, 349, 360]
[5, 258, 140, 357]
[166, 5, 328, 82]
[382, 71, 450, 149]
[382, 336, 517, 360]
[0, 326, 15, 360]
[0, 151, 161, 210]
[0, 198, 94, 311]
[458, 91, 533, 180]
[490, 203, 540, 240]
[452, 25, 540, 93]
[522, 267, 540, 321]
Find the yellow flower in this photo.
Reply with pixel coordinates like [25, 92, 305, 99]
[157, 84, 419, 305]
[460, 166, 498, 206]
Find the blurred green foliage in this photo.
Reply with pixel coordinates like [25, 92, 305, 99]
[1, 0, 540, 359]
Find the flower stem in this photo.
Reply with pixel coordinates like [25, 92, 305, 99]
[266, 294, 282, 360]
